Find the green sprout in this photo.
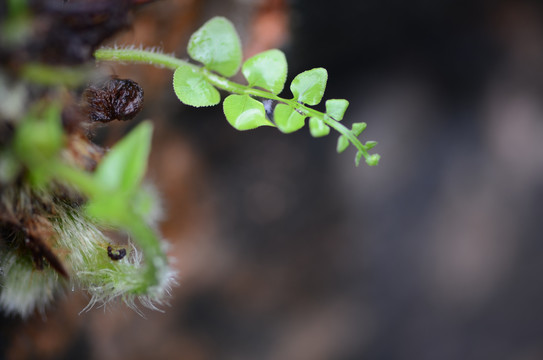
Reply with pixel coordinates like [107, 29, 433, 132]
[95, 17, 380, 166]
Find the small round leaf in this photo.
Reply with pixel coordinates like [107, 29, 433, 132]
[274, 103, 306, 133]
[223, 95, 274, 130]
[290, 68, 327, 106]
[309, 117, 330, 137]
[325, 99, 349, 121]
[242, 49, 287, 94]
[366, 154, 381, 166]
[173, 65, 220, 107]
[188, 17, 242, 77]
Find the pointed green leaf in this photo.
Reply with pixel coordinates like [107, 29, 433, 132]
[242, 49, 287, 94]
[188, 17, 242, 77]
[351, 122, 367, 136]
[355, 150, 363, 167]
[365, 140, 378, 150]
[309, 117, 330, 137]
[336, 135, 349, 153]
[94, 121, 153, 193]
[290, 68, 327, 105]
[223, 95, 274, 130]
[85, 193, 132, 225]
[173, 65, 220, 107]
[274, 103, 306, 133]
[325, 99, 349, 121]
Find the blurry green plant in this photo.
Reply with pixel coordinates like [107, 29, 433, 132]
[95, 17, 380, 166]
[2, 100, 173, 316]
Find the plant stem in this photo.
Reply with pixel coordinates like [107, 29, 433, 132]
[94, 48, 197, 71]
[94, 47, 378, 165]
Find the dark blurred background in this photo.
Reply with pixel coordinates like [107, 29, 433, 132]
[3, 0, 543, 359]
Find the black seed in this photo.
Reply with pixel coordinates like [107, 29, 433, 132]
[107, 245, 127, 261]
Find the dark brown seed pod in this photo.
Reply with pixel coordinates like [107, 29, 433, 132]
[107, 245, 127, 261]
[83, 78, 144, 123]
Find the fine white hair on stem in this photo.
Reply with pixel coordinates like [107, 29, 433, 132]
[99, 44, 177, 67]
[53, 202, 177, 315]
[0, 186, 177, 317]
[0, 249, 62, 318]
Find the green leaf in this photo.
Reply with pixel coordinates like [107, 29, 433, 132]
[308, 117, 330, 137]
[325, 99, 349, 121]
[274, 103, 306, 133]
[355, 150, 363, 167]
[336, 135, 349, 153]
[242, 49, 287, 94]
[351, 122, 367, 136]
[94, 121, 153, 193]
[366, 154, 381, 166]
[223, 95, 274, 130]
[365, 140, 378, 150]
[85, 193, 132, 225]
[14, 102, 64, 163]
[187, 17, 242, 77]
[290, 68, 327, 106]
[173, 65, 220, 107]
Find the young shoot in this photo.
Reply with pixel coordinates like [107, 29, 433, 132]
[94, 17, 380, 166]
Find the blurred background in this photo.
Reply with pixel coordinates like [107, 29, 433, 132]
[3, 0, 543, 359]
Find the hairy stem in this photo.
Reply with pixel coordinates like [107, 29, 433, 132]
[48, 161, 165, 293]
[94, 47, 378, 165]
[94, 48, 196, 71]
